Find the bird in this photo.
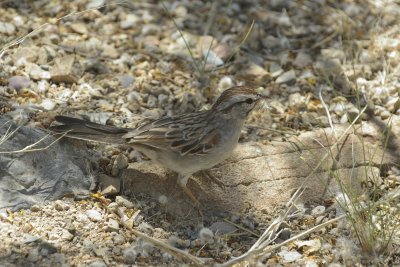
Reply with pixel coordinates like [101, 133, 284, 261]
[50, 86, 266, 208]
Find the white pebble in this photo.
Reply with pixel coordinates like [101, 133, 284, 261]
[41, 99, 56, 110]
[278, 250, 302, 263]
[86, 209, 102, 222]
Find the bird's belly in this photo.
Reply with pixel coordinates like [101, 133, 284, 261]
[153, 145, 235, 175]
[132, 124, 241, 175]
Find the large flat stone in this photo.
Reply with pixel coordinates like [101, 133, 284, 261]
[0, 116, 93, 212]
[121, 120, 398, 216]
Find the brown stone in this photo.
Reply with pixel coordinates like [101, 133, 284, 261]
[51, 55, 82, 84]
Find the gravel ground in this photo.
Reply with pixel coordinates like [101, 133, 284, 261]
[1, 0, 400, 266]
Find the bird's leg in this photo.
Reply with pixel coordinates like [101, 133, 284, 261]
[177, 174, 202, 216]
[200, 170, 225, 189]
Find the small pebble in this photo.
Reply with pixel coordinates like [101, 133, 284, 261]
[30, 205, 41, 212]
[54, 200, 64, 211]
[119, 75, 135, 88]
[22, 223, 33, 233]
[88, 260, 107, 267]
[61, 229, 74, 241]
[279, 228, 291, 240]
[106, 219, 120, 232]
[86, 210, 102, 222]
[86, 0, 104, 8]
[278, 250, 302, 263]
[311, 206, 326, 216]
[41, 99, 56, 111]
[276, 70, 296, 84]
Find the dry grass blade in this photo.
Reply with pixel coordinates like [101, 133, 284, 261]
[160, 1, 200, 74]
[224, 19, 255, 64]
[221, 105, 368, 266]
[319, 85, 337, 140]
[0, 132, 67, 154]
[263, 186, 400, 256]
[203, 1, 219, 36]
[0, 120, 21, 146]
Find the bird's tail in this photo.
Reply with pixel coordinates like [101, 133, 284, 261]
[49, 115, 129, 144]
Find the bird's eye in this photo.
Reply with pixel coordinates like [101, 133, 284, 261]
[245, 98, 254, 104]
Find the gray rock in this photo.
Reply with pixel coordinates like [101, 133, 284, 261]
[276, 70, 296, 84]
[279, 228, 291, 240]
[119, 75, 135, 88]
[0, 116, 92, 212]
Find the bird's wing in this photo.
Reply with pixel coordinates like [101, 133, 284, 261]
[123, 111, 221, 156]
